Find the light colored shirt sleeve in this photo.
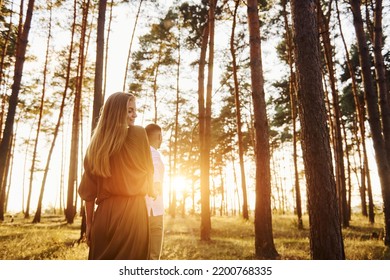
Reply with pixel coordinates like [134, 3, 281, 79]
[151, 147, 164, 184]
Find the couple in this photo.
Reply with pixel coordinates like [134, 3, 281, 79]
[78, 92, 165, 260]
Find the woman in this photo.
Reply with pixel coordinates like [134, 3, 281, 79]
[78, 92, 154, 260]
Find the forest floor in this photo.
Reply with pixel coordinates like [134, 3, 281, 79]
[0, 212, 389, 260]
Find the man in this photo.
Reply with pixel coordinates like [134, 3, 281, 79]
[145, 123, 165, 260]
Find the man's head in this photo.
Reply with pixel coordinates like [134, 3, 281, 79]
[145, 123, 162, 149]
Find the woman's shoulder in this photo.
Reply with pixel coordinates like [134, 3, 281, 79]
[128, 125, 147, 137]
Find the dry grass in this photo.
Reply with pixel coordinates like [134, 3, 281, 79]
[0, 212, 389, 260]
[0, 213, 88, 260]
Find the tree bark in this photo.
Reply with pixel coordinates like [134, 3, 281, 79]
[198, 21, 209, 236]
[32, 3, 53, 222]
[335, 0, 375, 222]
[247, 0, 278, 259]
[102, 0, 113, 101]
[350, 0, 390, 246]
[372, 0, 390, 165]
[123, 0, 144, 92]
[0, 0, 35, 221]
[291, 0, 345, 259]
[281, 0, 303, 229]
[66, 0, 90, 224]
[93, 0, 106, 128]
[200, 0, 217, 241]
[172, 16, 181, 218]
[230, 0, 248, 220]
[317, 2, 348, 227]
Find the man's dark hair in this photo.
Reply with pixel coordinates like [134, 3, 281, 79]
[145, 123, 161, 138]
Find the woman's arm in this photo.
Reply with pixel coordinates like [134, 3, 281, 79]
[85, 200, 95, 246]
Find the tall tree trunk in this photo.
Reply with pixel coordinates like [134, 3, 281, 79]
[93, 0, 106, 128]
[60, 121, 66, 214]
[2, 3, 16, 212]
[291, 0, 345, 259]
[230, 151, 240, 216]
[0, 0, 14, 97]
[281, 0, 303, 229]
[171, 18, 182, 218]
[152, 50, 162, 123]
[123, 0, 144, 92]
[350, 0, 390, 245]
[247, 0, 278, 259]
[317, 2, 349, 227]
[218, 165, 224, 216]
[66, 0, 90, 224]
[33, 1, 75, 223]
[22, 125, 35, 214]
[230, 0, 248, 220]
[372, 0, 390, 164]
[102, 0, 113, 101]
[335, 0, 374, 222]
[0, 134, 13, 215]
[30, 2, 52, 222]
[0, 0, 35, 221]
[4, 132, 16, 213]
[79, 0, 105, 237]
[342, 120, 353, 221]
[198, 17, 210, 239]
[200, 0, 217, 241]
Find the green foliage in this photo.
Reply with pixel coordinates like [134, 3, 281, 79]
[268, 77, 294, 148]
[129, 9, 179, 100]
[178, 2, 208, 49]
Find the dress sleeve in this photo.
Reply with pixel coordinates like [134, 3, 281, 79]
[78, 162, 98, 202]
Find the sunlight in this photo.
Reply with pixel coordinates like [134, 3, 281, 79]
[171, 175, 190, 197]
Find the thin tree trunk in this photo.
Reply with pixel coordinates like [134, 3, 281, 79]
[60, 119, 66, 214]
[1, 133, 13, 214]
[102, 0, 113, 101]
[29, 3, 52, 223]
[171, 17, 181, 218]
[291, 0, 345, 259]
[372, 0, 390, 164]
[247, 0, 278, 259]
[168, 125, 175, 217]
[230, 0, 248, 220]
[350, 0, 390, 245]
[33, 1, 75, 223]
[317, 2, 349, 227]
[198, 13, 210, 238]
[363, 0, 381, 225]
[200, 0, 217, 240]
[219, 165, 224, 216]
[79, 0, 105, 238]
[4, 132, 16, 213]
[22, 124, 35, 214]
[123, 0, 144, 92]
[230, 151, 240, 216]
[93, 0, 106, 128]
[30, 2, 53, 221]
[66, 0, 90, 224]
[342, 120, 353, 221]
[0, 0, 34, 221]
[0, 0, 14, 97]
[152, 50, 162, 124]
[281, 0, 303, 229]
[335, 0, 374, 222]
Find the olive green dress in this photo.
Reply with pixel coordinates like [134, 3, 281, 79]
[78, 125, 154, 260]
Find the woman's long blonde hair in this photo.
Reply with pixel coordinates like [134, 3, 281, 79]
[85, 92, 135, 177]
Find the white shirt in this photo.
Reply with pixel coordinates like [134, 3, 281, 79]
[145, 146, 165, 216]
